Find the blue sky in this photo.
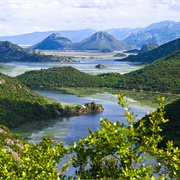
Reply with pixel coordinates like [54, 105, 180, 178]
[0, 0, 179, 36]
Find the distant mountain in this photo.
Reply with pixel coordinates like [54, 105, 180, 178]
[139, 42, 159, 53]
[124, 42, 158, 54]
[0, 29, 96, 46]
[145, 20, 177, 30]
[0, 41, 75, 62]
[0, 20, 179, 48]
[74, 31, 137, 51]
[29, 33, 73, 50]
[123, 20, 180, 46]
[119, 38, 180, 63]
[106, 27, 142, 40]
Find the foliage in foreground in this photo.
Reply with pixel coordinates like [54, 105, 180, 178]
[0, 93, 180, 179]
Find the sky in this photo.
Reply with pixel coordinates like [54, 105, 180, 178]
[0, 0, 180, 36]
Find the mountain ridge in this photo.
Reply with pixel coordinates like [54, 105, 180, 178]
[0, 41, 75, 62]
[30, 31, 137, 51]
[0, 20, 179, 47]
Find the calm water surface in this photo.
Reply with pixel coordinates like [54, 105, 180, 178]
[12, 89, 154, 176]
[0, 59, 143, 77]
[12, 89, 152, 145]
[2, 59, 157, 175]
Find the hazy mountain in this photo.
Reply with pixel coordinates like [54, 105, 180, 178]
[123, 21, 180, 46]
[74, 31, 137, 51]
[105, 27, 142, 40]
[0, 20, 179, 47]
[139, 42, 159, 53]
[124, 42, 158, 54]
[0, 29, 96, 46]
[119, 38, 180, 63]
[145, 20, 177, 30]
[0, 41, 74, 62]
[29, 33, 73, 50]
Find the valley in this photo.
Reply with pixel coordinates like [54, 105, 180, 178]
[0, 22, 179, 178]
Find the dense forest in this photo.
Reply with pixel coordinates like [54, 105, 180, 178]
[17, 50, 180, 94]
[138, 98, 180, 148]
[17, 66, 104, 88]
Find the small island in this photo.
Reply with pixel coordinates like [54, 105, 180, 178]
[95, 64, 106, 69]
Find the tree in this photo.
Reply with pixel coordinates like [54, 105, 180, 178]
[0, 93, 179, 179]
[70, 93, 180, 179]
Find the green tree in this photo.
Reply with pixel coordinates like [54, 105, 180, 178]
[0, 93, 180, 179]
[70, 93, 180, 179]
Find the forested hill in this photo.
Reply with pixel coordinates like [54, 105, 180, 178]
[0, 72, 103, 128]
[0, 72, 63, 128]
[0, 41, 74, 62]
[100, 50, 180, 93]
[119, 38, 180, 63]
[17, 66, 104, 88]
[139, 97, 180, 148]
[16, 50, 180, 94]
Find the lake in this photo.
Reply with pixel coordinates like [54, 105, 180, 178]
[1, 57, 178, 176]
[0, 58, 143, 77]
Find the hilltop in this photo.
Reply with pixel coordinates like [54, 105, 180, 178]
[29, 33, 73, 50]
[0, 41, 75, 62]
[124, 42, 158, 54]
[74, 31, 136, 51]
[119, 38, 180, 63]
[29, 31, 137, 51]
[17, 66, 103, 88]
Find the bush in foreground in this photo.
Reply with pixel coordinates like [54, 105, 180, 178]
[0, 93, 179, 179]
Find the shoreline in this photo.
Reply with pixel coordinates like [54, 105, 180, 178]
[42, 50, 128, 60]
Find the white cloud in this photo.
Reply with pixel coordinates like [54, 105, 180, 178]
[0, 0, 179, 36]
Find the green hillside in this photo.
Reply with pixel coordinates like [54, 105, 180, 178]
[162, 98, 180, 147]
[17, 66, 103, 88]
[0, 72, 63, 128]
[120, 38, 180, 63]
[0, 72, 103, 128]
[138, 97, 180, 148]
[100, 50, 180, 93]
[17, 50, 180, 94]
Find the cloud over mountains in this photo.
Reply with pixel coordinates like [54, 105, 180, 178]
[0, 0, 179, 36]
